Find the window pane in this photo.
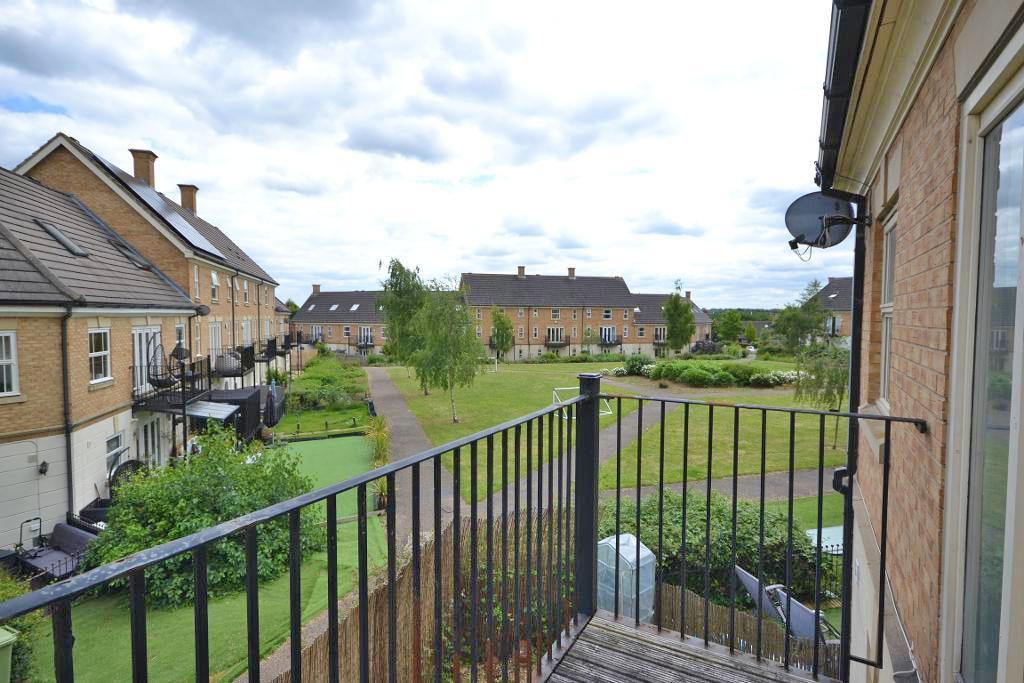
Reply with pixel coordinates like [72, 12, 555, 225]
[962, 104, 1023, 682]
[0, 335, 9, 361]
[0, 365, 11, 393]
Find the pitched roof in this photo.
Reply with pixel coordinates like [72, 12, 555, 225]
[629, 293, 712, 325]
[274, 296, 291, 315]
[34, 134, 277, 285]
[813, 277, 853, 312]
[0, 167, 195, 309]
[460, 272, 634, 307]
[292, 290, 385, 324]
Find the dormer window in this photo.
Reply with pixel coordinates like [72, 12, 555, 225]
[36, 219, 88, 257]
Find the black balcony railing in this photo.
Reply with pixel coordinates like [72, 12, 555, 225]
[131, 357, 210, 411]
[545, 337, 568, 348]
[356, 336, 374, 349]
[209, 344, 256, 378]
[599, 335, 621, 346]
[0, 374, 925, 682]
[255, 337, 277, 362]
[653, 337, 668, 346]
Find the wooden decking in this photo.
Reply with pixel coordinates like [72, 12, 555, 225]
[549, 613, 827, 683]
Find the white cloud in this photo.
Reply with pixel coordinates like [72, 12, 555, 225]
[0, 0, 849, 307]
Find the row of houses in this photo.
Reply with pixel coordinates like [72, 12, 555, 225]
[1, 133, 290, 549]
[290, 266, 713, 359]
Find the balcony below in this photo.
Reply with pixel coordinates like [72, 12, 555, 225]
[545, 338, 568, 348]
[551, 614, 818, 682]
[209, 345, 256, 377]
[599, 336, 621, 346]
[356, 337, 374, 349]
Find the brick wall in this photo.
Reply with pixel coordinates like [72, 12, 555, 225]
[0, 316, 64, 443]
[856, 29, 959, 682]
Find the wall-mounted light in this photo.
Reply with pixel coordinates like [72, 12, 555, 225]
[38, 460, 49, 475]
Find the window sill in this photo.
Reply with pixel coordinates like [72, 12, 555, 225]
[859, 402, 889, 463]
[0, 393, 26, 405]
[89, 378, 114, 391]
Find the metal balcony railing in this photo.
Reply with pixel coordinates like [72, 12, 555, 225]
[254, 337, 277, 362]
[356, 336, 374, 349]
[0, 374, 925, 682]
[208, 344, 256, 378]
[599, 335, 621, 346]
[130, 357, 210, 411]
[545, 336, 568, 348]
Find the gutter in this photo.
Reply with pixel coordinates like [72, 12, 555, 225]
[816, 0, 873, 190]
[61, 304, 74, 516]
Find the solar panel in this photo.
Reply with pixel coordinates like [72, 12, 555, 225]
[94, 154, 225, 258]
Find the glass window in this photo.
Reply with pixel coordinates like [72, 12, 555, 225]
[586, 308, 592, 319]
[210, 270, 220, 300]
[105, 433, 124, 471]
[89, 329, 111, 382]
[879, 213, 896, 406]
[532, 327, 538, 338]
[551, 308, 560, 320]
[193, 265, 199, 298]
[343, 326, 351, 337]
[518, 308, 524, 318]
[532, 307, 539, 318]
[623, 309, 629, 320]
[518, 326, 524, 338]
[0, 331, 18, 395]
[638, 327, 645, 338]
[961, 103, 1023, 682]
[243, 280, 249, 304]
[603, 309, 612, 320]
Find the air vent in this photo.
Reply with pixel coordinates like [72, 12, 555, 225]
[36, 219, 87, 257]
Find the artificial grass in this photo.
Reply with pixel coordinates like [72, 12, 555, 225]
[387, 362, 637, 500]
[598, 393, 848, 490]
[29, 438, 386, 682]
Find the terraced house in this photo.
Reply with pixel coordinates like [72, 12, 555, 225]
[14, 133, 287, 386]
[812, 276, 853, 346]
[291, 286, 386, 356]
[0, 168, 198, 549]
[461, 266, 710, 360]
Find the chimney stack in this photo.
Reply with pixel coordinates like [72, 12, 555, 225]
[685, 290, 691, 300]
[129, 149, 157, 187]
[312, 284, 321, 295]
[178, 184, 198, 213]
[516, 266, 526, 279]
[568, 267, 576, 280]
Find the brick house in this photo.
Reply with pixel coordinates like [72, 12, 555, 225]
[460, 266, 710, 360]
[815, 2, 1024, 681]
[811, 276, 853, 345]
[291, 286, 385, 356]
[14, 133, 286, 384]
[629, 292, 712, 357]
[0, 168, 198, 549]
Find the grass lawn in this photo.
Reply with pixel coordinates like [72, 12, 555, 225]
[598, 393, 848, 490]
[276, 402, 370, 437]
[766, 493, 844, 530]
[387, 362, 637, 499]
[29, 438, 385, 682]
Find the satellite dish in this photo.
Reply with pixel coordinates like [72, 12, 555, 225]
[785, 192, 856, 249]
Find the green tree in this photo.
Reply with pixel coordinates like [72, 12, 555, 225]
[714, 310, 744, 342]
[380, 258, 427, 370]
[663, 291, 695, 354]
[795, 345, 850, 446]
[743, 322, 757, 343]
[582, 326, 596, 354]
[490, 306, 514, 360]
[773, 280, 829, 353]
[411, 282, 484, 422]
[285, 298, 299, 314]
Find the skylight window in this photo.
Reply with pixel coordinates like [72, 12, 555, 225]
[309, 304, 316, 310]
[828, 292, 838, 299]
[36, 219, 87, 257]
[330, 304, 339, 311]
[110, 240, 150, 270]
[350, 304, 360, 311]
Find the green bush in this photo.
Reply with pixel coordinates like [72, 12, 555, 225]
[0, 571, 44, 682]
[722, 343, 747, 359]
[598, 491, 826, 605]
[623, 354, 655, 376]
[266, 367, 289, 386]
[83, 427, 326, 607]
[367, 354, 388, 366]
[290, 355, 368, 409]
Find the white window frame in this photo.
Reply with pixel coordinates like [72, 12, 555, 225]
[879, 212, 896, 411]
[193, 265, 199, 299]
[546, 327, 564, 343]
[623, 325, 629, 338]
[518, 326, 524, 338]
[518, 307, 524, 318]
[210, 270, 220, 301]
[343, 326, 351, 337]
[638, 326, 645, 338]
[476, 308, 482, 320]
[572, 309, 578, 320]
[88, 328, 112, 383]
[532, 326, 538, 339]
[0, 331, 19, 396]
[243, 280, 250, 304]
[602, 309, 612, 320]
[532, 307, 539, 318]
[623, 309, 629, 320]
[551, 308, 560, 320]
[586, 308, 592, 319]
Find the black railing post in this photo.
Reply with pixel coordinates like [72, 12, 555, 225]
[573, 372, 601, 617]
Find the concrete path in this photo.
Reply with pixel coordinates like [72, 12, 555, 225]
[600, 468, 827, 504]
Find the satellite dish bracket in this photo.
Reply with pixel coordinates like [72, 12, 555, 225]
[822, 213, 872, 229]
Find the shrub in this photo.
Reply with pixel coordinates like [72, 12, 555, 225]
[722, 343, 746, 359]
[365, 415, 391, 468]
[623, 354, 655, 376]
[0, 571, 44, 682]
[290, 355, 368, 409]
[367, 354, 388, 366]
[598, 491, 827, 605]
[612, 366, 628, 377]
[266, 367, 289, 386]
[84, 426, 325, 607]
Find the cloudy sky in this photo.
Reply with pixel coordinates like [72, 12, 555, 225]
[0, 0, 852, 307]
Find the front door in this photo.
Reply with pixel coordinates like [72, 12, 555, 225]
[208, 322, 222, 361]
[960, 99, 1024, 682]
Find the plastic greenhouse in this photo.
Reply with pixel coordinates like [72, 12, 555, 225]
[597, 533, 656, 623]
